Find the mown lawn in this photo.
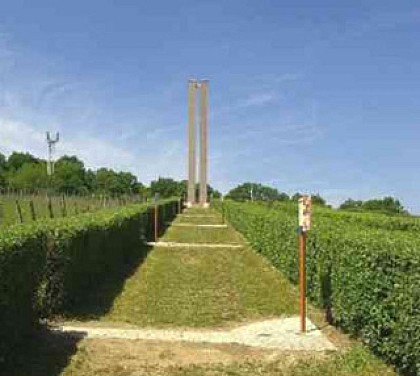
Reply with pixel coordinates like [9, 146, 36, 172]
[161, 225, 243, 244]
[91, 207, 297, 327]
[174, 214, 224, 225]
[101, 246, 298, 327]
[62, 342, 396, 376]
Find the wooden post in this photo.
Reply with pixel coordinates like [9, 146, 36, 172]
[0, 202, 3, 227]
[154, 205, 159, 242]
[15, 200, 23, 224]
[61, 195, 67, 217]
[299, 230, 307, 333]
[222, 202, 225, 224]
[48, 196, 54, 219]
[298, 195, 312, 334]
[161, 204, 165, 228]
[29, 200, 37, 221]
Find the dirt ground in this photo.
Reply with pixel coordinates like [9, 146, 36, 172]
[64, 337, 333, 373]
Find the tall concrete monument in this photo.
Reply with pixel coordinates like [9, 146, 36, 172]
[187, 79, 209, 207]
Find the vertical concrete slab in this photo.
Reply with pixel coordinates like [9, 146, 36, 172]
[187, 79, 197, 206]
[199, 80, 209, 207]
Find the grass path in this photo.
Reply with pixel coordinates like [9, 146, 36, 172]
[97, 208, 298, 327]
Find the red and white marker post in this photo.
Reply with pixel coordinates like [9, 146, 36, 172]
[298, 195, 312, 333]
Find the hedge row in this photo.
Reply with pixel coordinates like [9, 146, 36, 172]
[267, 201, 420, 232]
[0, 199, 180, 365]
[216, 201, 420, 376]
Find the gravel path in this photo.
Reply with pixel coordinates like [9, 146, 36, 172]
[54, 317, 335, 351]
[180, 215, 218, 218]
[172, 224, 228, 228]
[147, 241, 243, 248]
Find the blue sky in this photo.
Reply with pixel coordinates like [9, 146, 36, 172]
[0, 1, 419, 211]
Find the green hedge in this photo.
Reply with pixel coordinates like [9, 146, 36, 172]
[216, 201, 420, 376]
[0, 225, 46, 363]
[0, 199, 180, 365]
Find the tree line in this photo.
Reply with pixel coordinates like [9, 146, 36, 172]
[0, 151, 222, 199]
[224, 182, 408, 215]
[0, 152, 142, 196]
[224, 182, 327, 205]
[339, 197, 407, 215]
[0, 152, 407, 214]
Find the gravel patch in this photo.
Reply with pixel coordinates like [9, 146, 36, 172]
[54, 317, 336, 351]
[172, 224, 228, 228]
[180, 215, 219, 218]
[147, 241, 243, 248]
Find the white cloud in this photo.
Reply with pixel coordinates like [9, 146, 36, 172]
[0, 119, 45, 155]
[238, 92, 278, 107]
[0, 117, 135, 172]
[0, 117, 187, 184]
[0, 36, 185, 183]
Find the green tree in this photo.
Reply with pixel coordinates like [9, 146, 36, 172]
[84, 170, 97, 192]
[133, 181, 147, 196]
[292, 193, 327, 206]
[95, 168, 117, 195]
[226, 183, 254, 201]
[151, 177, 184, 198]
[7, 152, 38, 171]
[226, 183, 288, 202]
[312, 194, 326, 206]
[95, 168, 117, 194]
[208, 184, 222, 200]
[339, 199, 363, 210]
[291, 193, 301, 201]
[278, 192, 290, 201]
[118, 171, 138, 194]
[53, 155, 87, 194]
[363, 197, 406, 215]
[8, 162, 48, 191]
[363, 197, 405, 214]
[0, 152, 7, 188]
[339, 196, 407, 215]
[94, 168, 138, 196]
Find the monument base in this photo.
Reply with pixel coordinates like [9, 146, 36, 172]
[185, 202, 210, 209]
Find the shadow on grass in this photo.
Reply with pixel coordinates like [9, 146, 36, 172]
[61, 212, 177, 320]
[0, 328, 83, 376]
[62, 242, 154, 320]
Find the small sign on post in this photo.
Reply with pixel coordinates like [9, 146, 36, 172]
[298, 195, 312, 333]
[298, 195, 312, 232]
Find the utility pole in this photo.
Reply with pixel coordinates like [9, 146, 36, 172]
[46, 131, 60, 176]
